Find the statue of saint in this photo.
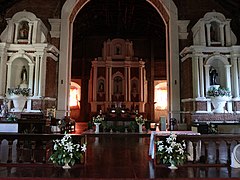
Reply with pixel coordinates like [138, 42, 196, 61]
[0, 99, 8, 117]
[19, 66, 28, 88]
[21, 66, 27, 83]
[19, 22, 29, 39]
[209, 67, 218, 85]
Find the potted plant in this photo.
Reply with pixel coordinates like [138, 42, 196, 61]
[49, 134, 87, 169]
[7, 87, 31, 112]
[207, 85, 231, 113]
[155, 133, 189, 169]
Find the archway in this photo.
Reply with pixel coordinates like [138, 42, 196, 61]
[57, 0, 180, 121]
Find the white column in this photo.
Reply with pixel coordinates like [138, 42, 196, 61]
[225, 64, 232, 113]
[28, 64, 34, 95]
[192, 55, 200, 98]
[225, 65, 232, 91]
[128, 67, 131, 101]
[38, 53, 46, 97]
[109, 67, 112, 102]
[200, 22, 206, 46]
[139, 64, 144, 102]
[32, 21, 38, 44]
[206, 24, 211, 46]
[28, 23, 33, 44]
[105, 66, 109, 102]
[199, 56, 205, 98]
[219, 24, 225, 46]
[38, 55, 43, 96]
[14, 23, 19, 44]
[225, 22, 231, 46]
[232, 57, 239, 98]
[204, 65, 211, 95]
[34, 55, 40, 96]
[6, 63, 12, 89]
[238, 57, 240, 96]
[124, 66, 128, 101]
[0, 50, 7, 95]
[92, 63, 97, 102]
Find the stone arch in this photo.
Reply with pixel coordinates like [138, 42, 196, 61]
[205, 54, 229, 65]
[8, 52, 33, 64]
[57, 0, 180, 119]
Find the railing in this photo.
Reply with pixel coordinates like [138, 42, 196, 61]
[154, 134, 240, 166]
[0, 133, 86, 165]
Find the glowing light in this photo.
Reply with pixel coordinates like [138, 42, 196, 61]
[70, 88, 79, 107]
[154, 81, 167, 110]
[69, 82, 81, 107]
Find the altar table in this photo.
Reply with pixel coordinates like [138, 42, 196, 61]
[149, 131, 201, 160]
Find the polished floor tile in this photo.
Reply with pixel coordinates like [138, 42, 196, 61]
[1, 122, 240, 179]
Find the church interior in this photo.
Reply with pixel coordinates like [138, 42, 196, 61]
[1, 0, 240, 179]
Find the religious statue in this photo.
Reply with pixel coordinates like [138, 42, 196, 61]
[19, 22, 29, 39]
[20, 66, 28, 83]
[20, 66, 28, 88]
[209, 67, 218, 85]
[0, 99, 8, 118]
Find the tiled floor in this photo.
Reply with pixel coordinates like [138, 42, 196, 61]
[1, 122, 240, 179]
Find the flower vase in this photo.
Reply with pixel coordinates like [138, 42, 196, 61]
[62, 161, 71, 169]
[168, 162, 178, 170]
[211, 96, 229, 113]
[11, 95, 27, 112]
[138, 123, 143, 133]
[94, 123, 101, 133]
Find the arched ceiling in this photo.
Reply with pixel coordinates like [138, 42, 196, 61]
[73, 0, 165, 38]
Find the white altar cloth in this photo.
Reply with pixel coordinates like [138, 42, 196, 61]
[149, 131, 201, 160]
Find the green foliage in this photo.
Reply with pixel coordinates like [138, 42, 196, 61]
[92, 115, 104, 123]
[49, 134, 86, 166]
[135, 115, 147, 125]
[7, 113, 18, 122]
[8, 87, 30, 96]
[207, 86, 231, 97]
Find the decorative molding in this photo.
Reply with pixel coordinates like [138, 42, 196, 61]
[177, 20, 190, 39]
[48, 19, 61, 38]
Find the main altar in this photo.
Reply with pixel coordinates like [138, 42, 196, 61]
[89, 38, 147, 115]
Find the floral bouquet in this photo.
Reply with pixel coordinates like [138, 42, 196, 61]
[92, 115, 104, 124]
[155, 133, 189, 166]
[8, 87, 30, 97]
[135, 115, 147, 125]
[207, 86, 231, 97]
[49, 134, 87, 167]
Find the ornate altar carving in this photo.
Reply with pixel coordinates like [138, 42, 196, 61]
[90, 38, 147, 114]
[0, 10, 59, 112]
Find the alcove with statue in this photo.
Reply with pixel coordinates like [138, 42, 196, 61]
[180, 11, 240, 133]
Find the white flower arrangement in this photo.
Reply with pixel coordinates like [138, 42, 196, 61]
[49, 134, 87, 166]
[135, 115, 147, 125]
[8, 87, 31, 97]
[156, 133, 189, 166]
[92, 115, 104, 123]
[207, 86, 231, 97]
